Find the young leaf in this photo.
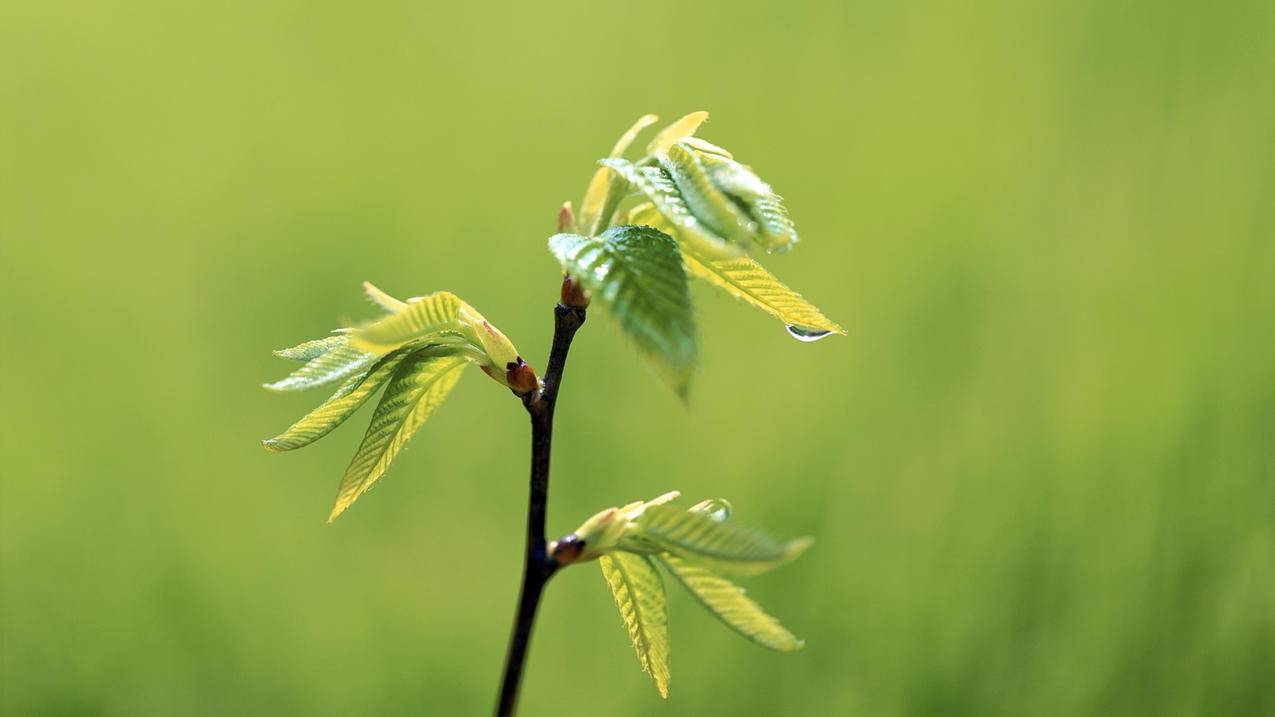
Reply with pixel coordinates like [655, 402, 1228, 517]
[646, 111, 709, 155]
[273, 334, 346, 361]
[656, 552, 803, 652]
[600, 158, 742, 260]
[262, 352, 410, 452]
[631, 504, 812, 576]
[548, 226, 698, 397]
[264, 339, 378, 393]
[579, 114, 660, 235]
[600, 552, 671, 698]
[681, 248, 845, 340]
[630, 203, 844, 340]
[362, 280, 408, 313]
[349, 291, 469, 355]
[656, 143, 756, 245]
[329, 353, 468, 522]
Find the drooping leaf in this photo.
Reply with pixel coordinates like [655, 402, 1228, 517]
[656, 143, 755, 245]
[646, 111, 709, 155]
[631, 504, 812, 576]
[272, 334, 346, 361]
[262, 352, 410, 452]
[600, 158, 741, 260]
[548, 226, 698, 397]
[579, 114, 660, 235]
[600, 551, 671, 698]
[349, 291, 469, 355]
[329, 354, 468, 522]
[681, 249, 845, 340]
[656, 552, 803, 652]
[264, 339, 377, 393]
[630, 203, 843, 340]
[363, 281, 408, 313]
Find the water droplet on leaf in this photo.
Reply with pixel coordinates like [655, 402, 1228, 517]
[785, 325, 834, 342]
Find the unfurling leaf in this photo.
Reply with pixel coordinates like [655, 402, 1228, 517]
[601, 158, 742, 260]
[631, 504, 812, 577]
[600, 552, 671, 698]
[655, 552, 803, 652]
[629, 203, 843, 340]
[348, 290, 537, 396]
[328, 353, 467, 522]
[264, 283, 537, 520]
[548, 226, 697, 397]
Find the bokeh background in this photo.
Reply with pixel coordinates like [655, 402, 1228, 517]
[3, 1, 1273, 714]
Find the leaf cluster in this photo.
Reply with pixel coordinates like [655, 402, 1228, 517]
[550, 112, 844, 396]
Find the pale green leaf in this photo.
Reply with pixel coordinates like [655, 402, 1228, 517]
[262, 352, 409, 452]
[601, 158, 741, 260]
[646, 111, 709, 155]
[349, 291, 469, 355]
[600, 552, 671, 698]
[362, 281, 408, 313]
[272, 334, 346, 361]
[548, 226, 697, 397]
[329, 354, 467, 522]
[656, 143, 755, 246]
[656, 552, 803, 652]
[264, 339, 377, 393]
[632, 504, 812, 576]
[631, 203, 843, 340]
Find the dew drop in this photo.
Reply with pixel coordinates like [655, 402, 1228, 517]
[786, 325, 834, 342]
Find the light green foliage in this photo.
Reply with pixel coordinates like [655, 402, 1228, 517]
[599, 552, 671, 699]
[263, 284, 533, 520]
[556, 493, 808, 696]
[329, 354, 468, 522]
[655, 553, 802, 652]
[548, 227, 697, 397]
[262, 353, 409, 452]
[629, 504, 812, 577]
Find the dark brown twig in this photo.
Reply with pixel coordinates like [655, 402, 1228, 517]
[495, 302, 586, 717]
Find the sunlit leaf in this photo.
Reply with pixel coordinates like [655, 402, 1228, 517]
[656, 552, 803, 652]
[600, 551, 671, 698]
[348, 291, 469, 355]
[631, 504, 812, 576]
[630, 203, 843, 340]
[579, 114, 660, 236]
[262, 352, 410, 452]
[548, 226, 698, 397]
[264, 339, 377, 393]
[362, 281, 407, 313]
[646, 111, 709, 155]
[329, 353, 468, 522]
[600, 158, 740, 260]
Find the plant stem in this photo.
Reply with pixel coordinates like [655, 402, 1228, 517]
[495, 302, 586, 717]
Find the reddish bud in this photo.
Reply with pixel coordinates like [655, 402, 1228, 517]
[549, 534, 586, 565]
[505, 357, 540, 396]
[560, 274, 590, 308]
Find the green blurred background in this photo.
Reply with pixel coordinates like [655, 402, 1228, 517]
[3, 1, 1272, 714]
